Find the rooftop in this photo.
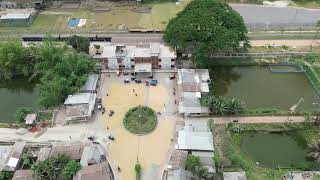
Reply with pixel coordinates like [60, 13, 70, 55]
[73, 162, 113, 180]
[12, 170, 34, 180]
[80, 74, 99, 92]
[80, 144, 104, 167]
[36, 147, 51, 162]
[50, 142, 83, 160]
[64, 93, 96, 105]
[24, 113, 37, 125]
[177, 122, 213, 151]
[0, 141, 26, 171]
[0, 13, 31, 20]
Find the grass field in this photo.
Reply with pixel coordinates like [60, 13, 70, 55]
[0, 1, 191, 34]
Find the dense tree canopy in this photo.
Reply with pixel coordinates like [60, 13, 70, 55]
[0, 39, 94, 108]
[164, 0, 249, 66]
[67, 35, 90, 54]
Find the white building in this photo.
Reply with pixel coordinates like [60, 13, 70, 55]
[90, 43, 176, 70]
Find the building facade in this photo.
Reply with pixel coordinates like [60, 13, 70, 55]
[90, 43, 176, 70]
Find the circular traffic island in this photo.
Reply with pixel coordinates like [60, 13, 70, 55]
[123, 106, 158, 135]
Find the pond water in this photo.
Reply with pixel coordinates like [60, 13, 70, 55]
[0, 78, 38, 123]
[68, 18, 80, 28]
[241, 132, 308, 168]
[211, 66, 320, 111]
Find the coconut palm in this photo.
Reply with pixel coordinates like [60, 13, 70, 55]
[307, 141, 320, 162]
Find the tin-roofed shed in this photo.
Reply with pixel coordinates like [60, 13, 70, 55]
[80, 74, 99, 93]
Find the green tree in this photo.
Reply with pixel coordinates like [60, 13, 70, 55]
[63, 160, 81, 180]
[135, 162, 142, 180]
[32, 154, 70, 180]
[164, 0, 249, 66]
[185, 154, 201, 173]
[0, 171, 14, 180]
[203, 96, 246, 115]
[15, 107, 33, 124]
[308, 141, 320, 163]
[67, 35, 90, 54]
[21, 153, 34, 169]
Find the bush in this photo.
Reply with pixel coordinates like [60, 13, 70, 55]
[15, 107, 33, 124]
[135, 163, 142, 180]
[123, 106, 158, 135]
[63, 160, 81, 179]
[203, 96, 246, 115]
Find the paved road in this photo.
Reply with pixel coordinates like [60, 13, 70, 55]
[231, 4, 320, 29]
[184, 116, 306, 124]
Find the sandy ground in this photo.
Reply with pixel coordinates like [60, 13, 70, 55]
[103, 83, 174, 180]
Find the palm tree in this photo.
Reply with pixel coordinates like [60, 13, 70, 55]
[307, 141, 320, 162]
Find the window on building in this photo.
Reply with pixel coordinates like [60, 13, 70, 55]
[159, 65, 162, 68]
[171, 65, 175, 68]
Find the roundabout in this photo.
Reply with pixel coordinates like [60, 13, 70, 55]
[123, 106, 158, 135]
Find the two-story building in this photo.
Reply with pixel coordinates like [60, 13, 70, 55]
[90, 43, 176, 70]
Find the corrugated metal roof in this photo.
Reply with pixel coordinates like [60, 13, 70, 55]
[64, 93, 96, 105]
[0, 13, 31, 20]
[80, 74, 99, 92]
[50, 142, 83, 160]
[80, 144, 103, 167]
[177, 131, 214, 151]
[24, 113, 37, 125]
[73, 162, 112, 180]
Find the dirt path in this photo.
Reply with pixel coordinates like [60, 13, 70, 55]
[251, 39, 320, 47]
[184, 116, 306, 124]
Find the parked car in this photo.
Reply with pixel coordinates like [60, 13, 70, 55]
[135, 79, 142, 83]
[123, 71, 129, 75]
[124, 79, 130, 83]
[131, 76, 136, 81]
[149, 79, 158, 86]
[97, 97, 102, 104]
[169, 74, 176, 80]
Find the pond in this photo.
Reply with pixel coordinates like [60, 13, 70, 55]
[211, 66, 320, 111]
[0, 78, 38, 123]
[241, 132, 308, 168]
[68, 18, 80, 28]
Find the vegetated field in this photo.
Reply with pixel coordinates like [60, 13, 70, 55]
[213, 123, 320, 180]
[0, 0, 190, 34]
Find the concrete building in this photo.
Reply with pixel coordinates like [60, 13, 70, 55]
[177, 69, 210, 116]
[64, 93, 96, 121]
[90, 43, 176, 70]
[0, 141, 26, 171]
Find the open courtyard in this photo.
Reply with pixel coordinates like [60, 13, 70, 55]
[101, 73, 177, 180]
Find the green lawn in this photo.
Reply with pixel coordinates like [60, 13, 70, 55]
[123, 106, 158, 135]
[0, 1, 191, 35]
